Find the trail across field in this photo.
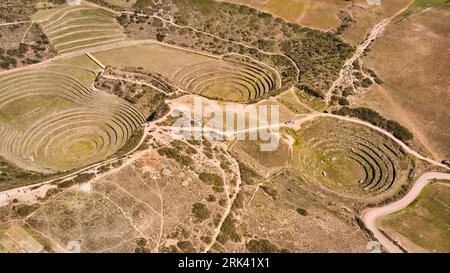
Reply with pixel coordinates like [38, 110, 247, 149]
[0, 21, 31, 26]
[362, 172, 450, 253]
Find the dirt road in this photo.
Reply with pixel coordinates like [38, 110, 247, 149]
[362, 172, 450, 253]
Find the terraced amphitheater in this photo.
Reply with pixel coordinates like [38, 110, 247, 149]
[173, 60, 280, 102]
[0, 67, 145, 173]
[291, 118, 411, 197]
[41, 5, 126, 54]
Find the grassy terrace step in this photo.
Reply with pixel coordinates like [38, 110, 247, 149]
[174, 61, 274, 86]
[44, 16, 115, 29]
[57, 37, 126, 54]
[188, 69, 268, 94]
[54, 34, 124, 50]
[304, 136, 396, 193]
[50, 29, 122, 43]
[56, 35, 125, 50]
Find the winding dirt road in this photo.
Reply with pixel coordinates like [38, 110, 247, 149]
[362, 172, 450, 253]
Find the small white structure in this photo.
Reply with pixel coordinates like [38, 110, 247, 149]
[67, 0, 81, 6]
[367, 0, 381, 5]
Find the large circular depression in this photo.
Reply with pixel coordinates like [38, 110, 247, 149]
[291, 118, 411, 197]
[0, 70, 145, 173]
[173, 60, 280, 102]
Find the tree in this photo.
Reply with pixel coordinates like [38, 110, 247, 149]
[338, 97, 350, 106]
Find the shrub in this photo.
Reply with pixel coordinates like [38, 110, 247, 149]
[361, 78, 373, 88]
[198, 172, 223, 186]
[14, 203, 40, 217]
[261, 185, 278, 200]
[238, 161, 259, 185]
[297, 84, 324, 99]
[338, 97, 350, 106]
[156, 32, 165, 42]
[246, 239, 280, 253]
[386, 120, 413, 141]
[177, 240, 195, 252]
[342, 87, 353, 97]
[192, 202, 210, 221]
[374, 77, 383, 85]
[296, 208, 308, 216]
[158, 147, 193, 166]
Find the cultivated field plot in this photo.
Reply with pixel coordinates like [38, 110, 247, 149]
[0, 63, 145, 174]
[290, 118, 412, 198]
[92, 43, 280, 102]
[380, 181, 450, 252]
[40, 5, 126, 54]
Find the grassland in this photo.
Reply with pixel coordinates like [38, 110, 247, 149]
[356, 4, 450, 160]
[273, 88, 313, 116]
[221, 0, 413, 46]
[228, 115, 414, 201]
[99, 0, 137, 8]
[403, 0, 449, 16]
[380, 181, 450, 252]
[220, 0, 348, 31]
[0, 0, 447, 254]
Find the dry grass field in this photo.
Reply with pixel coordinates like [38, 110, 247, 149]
[356, 4, 450, 160]
[220, 0, 347, 31]
[221, 0, 412, 45]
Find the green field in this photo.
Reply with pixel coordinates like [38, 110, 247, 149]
[381, 181, 450, 252]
